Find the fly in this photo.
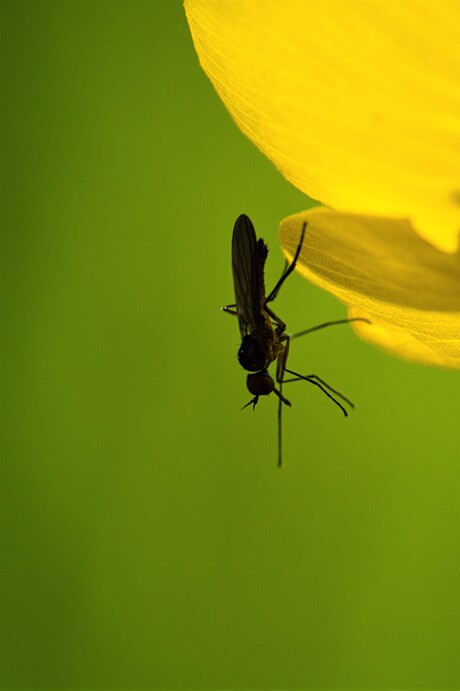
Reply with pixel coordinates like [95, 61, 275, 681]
[223, 214, 370, 467]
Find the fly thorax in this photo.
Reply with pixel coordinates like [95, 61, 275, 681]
[238, 334, 266, 372]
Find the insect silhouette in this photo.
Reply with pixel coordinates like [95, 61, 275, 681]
[223, 214, 370, 467]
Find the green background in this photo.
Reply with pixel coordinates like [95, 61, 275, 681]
[1, 1, 459, 688]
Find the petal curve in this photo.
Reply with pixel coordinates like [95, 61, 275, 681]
[279, 208, 460, 367]
[185, 0, 460, 252]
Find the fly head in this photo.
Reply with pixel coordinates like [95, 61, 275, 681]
[246, 370, 275, 397]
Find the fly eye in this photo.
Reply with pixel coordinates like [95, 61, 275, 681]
[247, 372, 274, 397]
[238, 335, 265, 372]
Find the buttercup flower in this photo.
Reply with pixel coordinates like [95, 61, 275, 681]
[185, 0, 460, 367]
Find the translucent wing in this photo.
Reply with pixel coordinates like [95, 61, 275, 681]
[232, 214, 268, 339]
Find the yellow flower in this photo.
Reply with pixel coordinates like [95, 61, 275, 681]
[185, 0, 460, 368]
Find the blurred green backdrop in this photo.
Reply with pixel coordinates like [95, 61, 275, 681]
[1, 1, 459, 688]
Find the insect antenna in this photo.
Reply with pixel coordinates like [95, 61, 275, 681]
[241, 396, 259, 411]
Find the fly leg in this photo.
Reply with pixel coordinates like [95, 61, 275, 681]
[264, 304, 286, 337]
[280, 317, 368, 413]
[291, 317, 371, 340]
[265, 222, 307, 305]
[272, 337, 292, 468]
[283, 367, 353, 417]
[222, 303, 238, 316]
[288, 374, 354, 409]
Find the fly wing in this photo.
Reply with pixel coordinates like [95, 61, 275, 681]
[231, 214, 268, 339]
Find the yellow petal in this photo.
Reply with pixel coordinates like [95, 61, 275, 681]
[279, 208, 460, 368]
[185, 0, 460, 252]
[348, 308, 459, 368]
